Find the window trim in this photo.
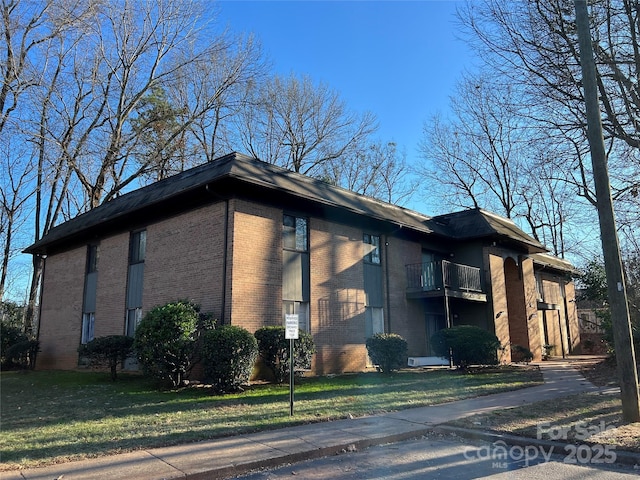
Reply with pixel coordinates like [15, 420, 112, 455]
[129, 229, 147, 265]
[363, 233, 381, 265]
[125, 307, 143, 337]
[86, 244, 98, 274]
[81, 312, 95, 344]
[283, 214, 308, 252]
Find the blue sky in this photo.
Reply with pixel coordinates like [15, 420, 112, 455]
[216, 0, 474, 165]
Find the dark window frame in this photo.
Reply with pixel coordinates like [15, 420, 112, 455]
[129, 230, 147, 265]
[283, 214, 308, 252]
[86, 244, 98, 273]
[363, 233, 381, 265]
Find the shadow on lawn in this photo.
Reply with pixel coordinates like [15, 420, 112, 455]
[0, 367, 542, 468]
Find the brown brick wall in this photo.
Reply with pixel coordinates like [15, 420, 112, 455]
[37, 194, 581, 375]
[504, 257, 531, 355]
[144, 202, 226, 319]
[37, 247, 86, 369]
[385, 236, 425, 357]
[228, 200, 282, 333]
[94, 233, 129, 337]
[310, 218, 367, 373]
[521, 257, 542, 360]
[487, 252, 511, 363]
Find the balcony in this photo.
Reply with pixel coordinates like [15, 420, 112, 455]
[405, 260, 487, 302]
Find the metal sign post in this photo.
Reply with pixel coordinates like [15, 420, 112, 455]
[285, 314, 299, 416]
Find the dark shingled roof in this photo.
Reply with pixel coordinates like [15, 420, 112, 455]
[427, 208, 546, 253]
[24, 152, 547, 255]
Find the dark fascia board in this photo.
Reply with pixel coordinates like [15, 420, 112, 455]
[25, 152, 446, 255]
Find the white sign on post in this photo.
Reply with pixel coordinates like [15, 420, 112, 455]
[285, 314, 299, 339]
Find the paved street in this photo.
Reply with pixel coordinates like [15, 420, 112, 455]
[232, 434, 640, 480]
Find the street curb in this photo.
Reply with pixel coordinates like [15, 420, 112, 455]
[432, 425, 640, 469]
[187, 428, 435, 480]
[187, 423, 640, 479]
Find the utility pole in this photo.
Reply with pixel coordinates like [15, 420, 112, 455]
[574, 0, 640, 422]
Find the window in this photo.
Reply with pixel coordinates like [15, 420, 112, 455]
[363, 234, 381, 264]
[81, 245, 98, 345]
[87, 244, 98, 273]
[125, 307, 143, 337]
[283, 214, 308, 251]
[365, 307, 384, 366]
[126, 230, 146, 338]
[283, 214, 310, 334]
[535, 274, 544, 301]
[130, 230, 146, 264]
[81, 312, 95, 344]
[365, 307, 384, 338]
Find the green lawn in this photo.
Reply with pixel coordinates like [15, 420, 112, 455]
[444, 391, 640, 453]
[0, 366, 542, 470]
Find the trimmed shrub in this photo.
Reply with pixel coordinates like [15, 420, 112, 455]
[134, 300, 214, 388]
[4, 339, 39, 370]
[254, 326, 316, 383]
[1, 322, 38, 370]
[431, 325, 501, 369]
[1, 322, 28, 367]
[78, 335, 134, 381]
[511, 344, 533, 363]
[201, 325, 258, 393]
[365, 333, 408, 373]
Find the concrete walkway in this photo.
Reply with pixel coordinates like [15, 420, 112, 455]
[2, 360, 636, 480]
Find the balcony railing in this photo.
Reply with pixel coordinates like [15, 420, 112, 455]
[406, 260, 483, 293]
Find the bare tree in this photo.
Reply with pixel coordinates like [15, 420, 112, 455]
[178, 33, 267, 163]
[1, 0, 265, 334]
[419, 72, 589, 258]
[62, 0, 224, 208]
[237, 73, 378, 177]
[419, 74, 527, 218]
[0, 0, 82, 134]
[321, 141, 416, 205]
[457, 0, 639, 246]
[0, 0, 94, 330]
[0, 139, 35, 301]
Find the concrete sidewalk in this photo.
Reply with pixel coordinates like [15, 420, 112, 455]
[2, 361, 635, 480]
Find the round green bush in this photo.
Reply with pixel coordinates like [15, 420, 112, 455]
[365, 333, 408, 373]
[78, 335, 134, 380]
[201, 325, 258, 393]
[133, 300, 213, 388]
[254, 326, 315, 383]
[431, 325, 501, 368]
[1, 322, 28, 367]
[510, 344, 533, 363]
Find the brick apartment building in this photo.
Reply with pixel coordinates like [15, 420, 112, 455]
[25, 153, 581, 375]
